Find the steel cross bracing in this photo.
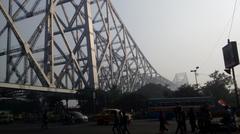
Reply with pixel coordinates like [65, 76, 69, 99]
[0, 0, 176, 93]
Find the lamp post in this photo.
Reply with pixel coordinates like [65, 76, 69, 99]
[190, 66, 199, 88]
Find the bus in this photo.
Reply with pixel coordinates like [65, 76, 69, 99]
[147, 96, 214, 119]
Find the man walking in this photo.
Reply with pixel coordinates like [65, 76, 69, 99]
[175, 106, 186, 134]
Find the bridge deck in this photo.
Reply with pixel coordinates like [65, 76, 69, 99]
[0, 83, 77, 94]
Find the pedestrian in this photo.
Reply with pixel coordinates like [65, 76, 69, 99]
[175, 106, 186, 134]
[198, 104, 212, 133]
[159, 110, 168, 134]
[41, 109, 48, 129]
[119, 111, 124, 134]
[197, 106, 204, 132]
[188, 107, 197, 133]
[221, 105, 235, 132]
[122, 111, 130, 134]
[112, 111, 121, 134]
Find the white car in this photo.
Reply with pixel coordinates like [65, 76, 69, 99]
[69, 111, 88, 123]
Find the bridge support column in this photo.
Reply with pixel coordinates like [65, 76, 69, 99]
[85, 0, 99, 89]
[5, 0, 12, 83]
[44, 0, 54, 84]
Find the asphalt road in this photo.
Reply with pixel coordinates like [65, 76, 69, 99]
[0, 119, 239, 134]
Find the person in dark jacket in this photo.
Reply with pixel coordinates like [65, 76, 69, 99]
[41, 110, 48, 129]
[112, 111, 121, 134]
[221, 105, 236, 132]
[175, 106, 186, 134]
[188, 107, 197, 133]
[121, 111, 130, 134]
[159, 110, 168, 134]
[198, 104, 212, 133]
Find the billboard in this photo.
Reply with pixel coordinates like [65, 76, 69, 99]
[222, 41, 239, 68]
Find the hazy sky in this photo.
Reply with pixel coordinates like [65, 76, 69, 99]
[112, 0, 240, 85]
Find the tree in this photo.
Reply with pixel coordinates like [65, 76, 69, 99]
[136, 83, 174, 98]
[115, 92, 147, 112]
[95, 89, 107, 111]
[77, 89, 95, 113]
[174, 84, 201, 97]
[106, 85, 122, 107]
[45, 95, 63, 110]
[200, 70, 233, 105]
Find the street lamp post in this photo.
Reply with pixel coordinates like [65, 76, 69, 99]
[190, 66, 199, 88]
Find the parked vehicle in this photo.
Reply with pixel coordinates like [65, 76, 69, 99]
[64, 111, 88, 124]
[0, 111, 14, 124]
[70, 111, 88, 123]
[95, 109, 132, 125]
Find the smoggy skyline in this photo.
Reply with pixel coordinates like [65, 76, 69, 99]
[113, 0, 240, 86]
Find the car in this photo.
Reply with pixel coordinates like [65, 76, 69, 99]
[95, 109, 132, 125]
[0, 111, 14, 124]
[64, 111, 88, 124]
[70, 111, 88, 123]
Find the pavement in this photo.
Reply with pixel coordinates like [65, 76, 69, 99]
[0, 119, 239, 134]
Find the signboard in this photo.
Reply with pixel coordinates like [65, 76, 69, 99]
[222, 41, 239, 68]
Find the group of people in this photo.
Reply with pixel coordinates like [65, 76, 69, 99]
[159, 104, 237, 134]
[220, 105, 237, 132]
[112, 111, 130, 134]
[159, 105, 211, 134]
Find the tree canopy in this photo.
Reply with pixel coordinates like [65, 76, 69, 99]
[174, 84, 201, 97]
[200, 70, 234, 105]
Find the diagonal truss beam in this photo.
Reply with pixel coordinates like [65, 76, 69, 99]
[0, 1, 51, 87]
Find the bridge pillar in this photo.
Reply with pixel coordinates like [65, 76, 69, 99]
[44, 0, 54, 84]
[85, 0, 99, 89]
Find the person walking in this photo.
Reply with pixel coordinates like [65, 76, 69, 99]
[175, 106, 186, 134]
[159, 110, 168, 134]
[222, 105, 235, 132]
[188, 107, 197, 133]
[41, 109, 48, 129]
[112, 111, 121, 134]
[122, 111, 130, 134]
[198, 104, 212, 133]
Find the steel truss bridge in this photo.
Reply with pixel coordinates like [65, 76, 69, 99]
[0, 0, 176, 94]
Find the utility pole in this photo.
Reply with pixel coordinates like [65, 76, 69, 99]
[224, 67, 239, 107]
[232, 68, 240, 107]
[223, 39, 240, 108]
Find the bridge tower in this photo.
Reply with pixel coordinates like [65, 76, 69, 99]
[173, 72, 189, 88]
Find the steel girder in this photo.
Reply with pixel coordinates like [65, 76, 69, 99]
[0, 0, 176, 93]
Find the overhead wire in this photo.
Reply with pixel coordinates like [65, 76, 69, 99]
[199, 17, 231, 70]
[199, 0, 240, 73]
[188, 1, 240, 85]
[228, 0, 238, 38]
